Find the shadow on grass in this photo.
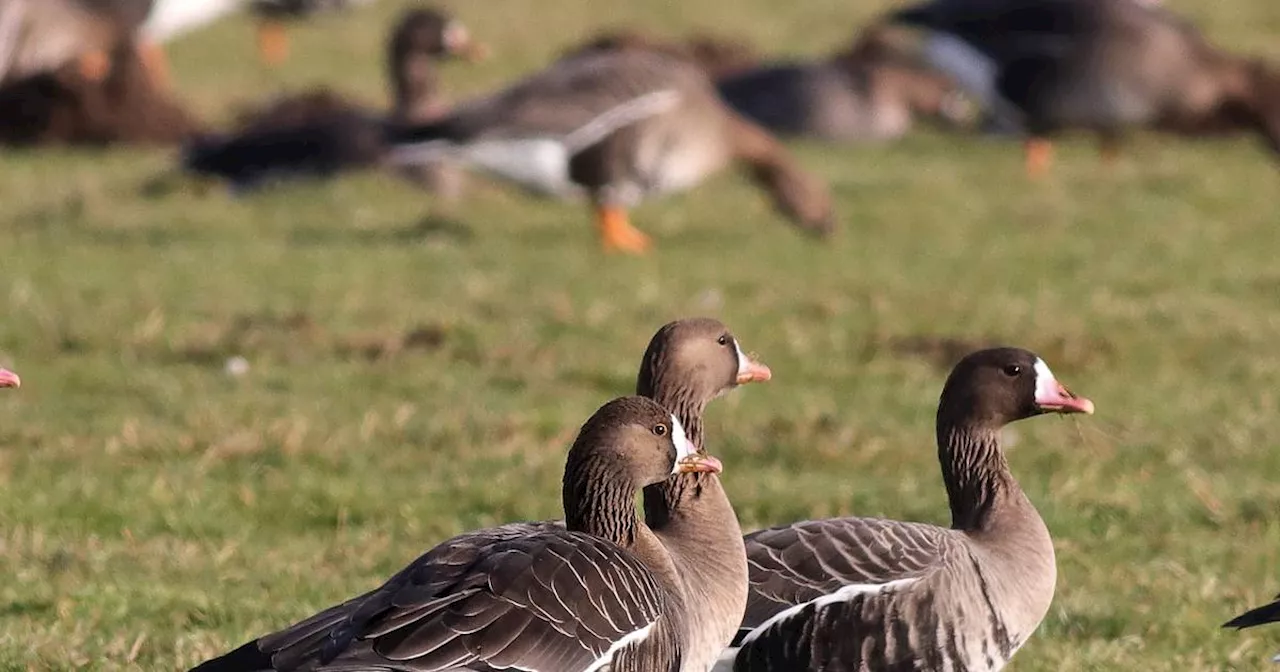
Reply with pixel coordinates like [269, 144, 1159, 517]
[288, 213, 474, 248]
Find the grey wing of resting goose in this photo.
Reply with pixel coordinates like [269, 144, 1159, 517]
[718, 348, 1095, 672]
[387, 49, 835, 254]
[189, 396, 725, 672]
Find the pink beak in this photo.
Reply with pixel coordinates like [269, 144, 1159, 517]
[1035, 379, 1094, 415]
[736, 357, 772, 385]
[0, 368, 19, 389]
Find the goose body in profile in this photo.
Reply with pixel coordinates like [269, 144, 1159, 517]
[888, 0, 1280, 174]
[387, 50, 835, 254]
[181, 7, 484, 191]
[189, 396, 724, 671]
[716, 27, 969, 143]
[719, 348, 1094, 672]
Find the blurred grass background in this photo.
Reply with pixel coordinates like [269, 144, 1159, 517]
[1, 0, 1279, 668]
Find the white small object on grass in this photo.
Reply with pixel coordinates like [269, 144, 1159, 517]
[225, 356, 250, 377]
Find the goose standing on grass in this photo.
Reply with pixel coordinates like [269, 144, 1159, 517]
[181, 7, 486, 191]
[886, 0, 1280, 175]
[190, 396, 725, 671]
[716, 26, 971, 143]
[1224, 594, 1280, 662]
[0, 368, 18, 389]
[717, 348, 1094, 672]
[0, 0, 167, 87]
[386, 50, 836, 254]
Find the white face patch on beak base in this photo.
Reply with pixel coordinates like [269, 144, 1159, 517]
[734, 341, 751, 377]
[443, 21, 470, 52]
[669, 414, 695, 473]
[1032, 358, 1056, 401]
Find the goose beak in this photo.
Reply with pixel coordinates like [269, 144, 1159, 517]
[734, 343, 772, 385]
[0, 369, 19, 389]
[676, 454, 723, 474]
[1035, 380, 1094, 415]
[444, 23, 490, 62]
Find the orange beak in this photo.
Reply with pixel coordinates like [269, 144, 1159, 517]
[736, 354, 772, 385]
[0, 368, 20, 389]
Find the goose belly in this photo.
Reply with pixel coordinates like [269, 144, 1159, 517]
[731, 586, 1028, 671]
[459, 137, 584, 199]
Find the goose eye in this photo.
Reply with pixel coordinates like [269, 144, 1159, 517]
[717, 334, 729, 346]
[653, 424, 667, 436]
[1002, 364, 1022, 377]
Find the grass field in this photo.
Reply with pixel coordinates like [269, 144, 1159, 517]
[2, 0, 1280, 669]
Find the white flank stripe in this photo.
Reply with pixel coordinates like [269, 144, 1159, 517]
[738, 577, 921, 647]
[710, 647, 740, 672]
[583, 620, 656, 672]
[561, 90, 682, 154]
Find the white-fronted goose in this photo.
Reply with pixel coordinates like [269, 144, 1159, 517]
[0, 35, 204, 147]
[190, 395, 724, 671]
[717, 348, 1094, 672]
[182, 7, 483, 191]
[0, 368, 19, 389]
[1224, 595, 1280, 662]
[717, 26, 969, 143]
[888, 0, 1280, 175]
[387, 50, 836, 254]
[250, 0, 381, 65]
[564, 28, 761, 80]
[0, 0, 167, 87]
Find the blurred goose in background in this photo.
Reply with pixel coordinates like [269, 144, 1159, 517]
[718, 348, 1094, 672]
[181, 7, 484, 192]
[189, 396, 728, 672]
[566, 28, 762, 80]
[1224, 594, 1280, 663]
[0, 0, 166, 87]
[388, 49, 835, 254]
[251, 0, 378, 65]
[0, 30, 203, 146]
[0, 369, 18, 389]
[716, 26, 971, 143]
[887, 0, 1280, 175]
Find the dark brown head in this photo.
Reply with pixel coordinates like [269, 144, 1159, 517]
[0, 369, 18, 389]
[637, 318, 771, 407]
[389, 8, 488, 68]
[566, 396, 721, 490]
[939, 348, 1093, 429]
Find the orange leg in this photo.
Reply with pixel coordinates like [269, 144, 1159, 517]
[136, 40, 171, 90]
[1098, 134, 1122, 167]
[595, 205, 651, 254]
[256, 19, 290, 66]
[1024, 137, 1053, 178]
[77, 49, 111, 81]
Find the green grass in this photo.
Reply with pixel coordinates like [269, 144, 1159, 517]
[2, 0, 1280, 669]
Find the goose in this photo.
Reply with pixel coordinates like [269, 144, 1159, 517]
[716, 26, 970, 143]
[386, 49, 836, 254]
[0, 0, 165, 87]
[564, 28, 761, 80]
[0, 34, 203, 146]
[189, 395, 725, 671]
[716, 347, 1094, 672]
[186, 318, 770, 672]
[181, 7, 484, 191]
[887, 0, 1280, 175]
[0, 368, 18, 389]
[1224, 595, 1280, 662]
[251, 0, 378, 66]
